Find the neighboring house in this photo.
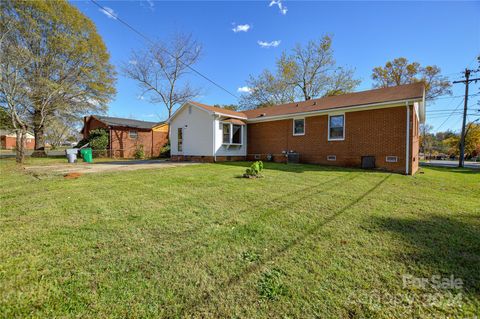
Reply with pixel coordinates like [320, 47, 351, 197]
[0, 130, 35, 150]
[82, 115, 169, 158]
[169, 83, 425, 175]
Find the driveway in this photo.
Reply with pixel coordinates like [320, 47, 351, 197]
[24, 159, 198, 175]
[421, 160, 480, 169]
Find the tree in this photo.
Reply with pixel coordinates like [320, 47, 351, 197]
[122, 33, 202, 122]
[239, 35, 360, 109]
[442, 123, 480, 159]
[45, 114, 79, 149]
[0, 14, 32, 163]
[371, 57, 451, 100]
[2, 0, 116, 157]
[213, 104, 240, 111]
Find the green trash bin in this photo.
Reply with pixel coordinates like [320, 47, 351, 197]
[80, 148, 93, 163]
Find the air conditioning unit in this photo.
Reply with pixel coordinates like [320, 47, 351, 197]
[287, 152, 300, 164]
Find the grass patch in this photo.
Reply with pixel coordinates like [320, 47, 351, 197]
[0, 159, 479, 318]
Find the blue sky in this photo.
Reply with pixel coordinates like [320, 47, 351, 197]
[72, 0, 480, 132]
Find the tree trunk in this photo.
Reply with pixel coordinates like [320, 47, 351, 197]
[31, 110, 47, 157]
[15, 128, 26, 164]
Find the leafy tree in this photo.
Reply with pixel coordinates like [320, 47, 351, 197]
[213, 104, 240, 111]
[371, 57, 451, 100]
[0, 14, 32, 163]
[2, 0, 116, 156]
[239, 36, 360, 109]
[122, 33, 202, 122]
[45, 114, 79, 149]
[0, 107, 13, 130]
[441, 123, 480, 158]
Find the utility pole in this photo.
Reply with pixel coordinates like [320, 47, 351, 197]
[453, 68, 480, 167]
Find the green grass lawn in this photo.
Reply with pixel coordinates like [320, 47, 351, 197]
[1, 159, 479, 318]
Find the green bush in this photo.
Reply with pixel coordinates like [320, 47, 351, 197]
[244, 161, 264, 177]
[88, 129, 109, 150]
[160, 142, 170, 158]
[134, 144, 145, 159]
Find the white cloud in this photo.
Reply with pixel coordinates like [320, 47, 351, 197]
[99, 6, 118, 19]
[232, 24, 251, 33]
[137, 95, 145, 100]
[257, 40, 281, 48]
[269, 0, 288, 15]
[146, 0, 154, 10]
[237, 86, 252, 93]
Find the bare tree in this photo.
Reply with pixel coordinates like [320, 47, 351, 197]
[240, 35, 360, 109]
[122, 33, 202, 120]
[0, 16, 31, 163]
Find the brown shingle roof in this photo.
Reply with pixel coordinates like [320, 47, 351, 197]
[223, 118, 246, 125]
[188, 101, 247, 118]
[242, 82, 425, 119]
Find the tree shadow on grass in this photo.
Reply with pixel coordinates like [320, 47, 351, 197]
[178, 174, 391, 316]
[370, 214, 480, 297]
[216, 161, 378, 174]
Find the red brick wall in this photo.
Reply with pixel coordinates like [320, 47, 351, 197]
[82, 117, 168, 158]
[1, 135, 35, 150]
[110, 127, 168, 158]
[247, 106, 415, 174]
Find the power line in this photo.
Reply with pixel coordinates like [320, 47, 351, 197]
[89, 0, 239, 100]
[435, 98, 465, 131]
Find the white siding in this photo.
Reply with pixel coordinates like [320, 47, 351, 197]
[170, 104, 213, 156]
[214, 119, 247, 156]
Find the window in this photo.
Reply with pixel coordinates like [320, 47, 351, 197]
[177, 128, 183, 152]
[222, 123, 230, 144]
[327, 155, 336, 161]
[232, 124, 242, 144]
[222, 123, 243, 145]
[386, 156, 398, 163]
[129, 130, 138, 139]
[293, 118, 305, 135]
[328, 114, 344, 140]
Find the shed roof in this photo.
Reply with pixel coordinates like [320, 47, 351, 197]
[94, 115, 164, 129]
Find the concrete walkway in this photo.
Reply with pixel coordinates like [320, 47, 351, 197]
[25, 159, 198, 175]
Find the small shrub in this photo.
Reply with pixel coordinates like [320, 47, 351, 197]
[241, 250, 260, 263]
[160, 142, 170, 158]
[134, 144, 145, 159]
[257, 268, 287, 300]
[244, 161, 264, 178]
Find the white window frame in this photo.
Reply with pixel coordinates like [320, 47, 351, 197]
[328, 113, 345, 141]
[221, 122, 243, 145]
[386, 156, 398, 163]
[128, 130, 138, 139]
[292, 118, 305, 136]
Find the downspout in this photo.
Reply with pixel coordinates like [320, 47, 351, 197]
[109, 127, 112, 158]
[405, 101, 410, 175]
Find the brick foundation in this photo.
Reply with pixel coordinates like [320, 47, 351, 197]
[171, 155, 246, 162]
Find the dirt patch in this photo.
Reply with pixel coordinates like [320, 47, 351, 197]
[64, 172, 82, 179]
[24, 159, 198, 175]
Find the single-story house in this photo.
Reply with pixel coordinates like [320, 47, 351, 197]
[82, 115, 169, 158]
[168, 83, 425, 175]
[0, 129, 35, 150]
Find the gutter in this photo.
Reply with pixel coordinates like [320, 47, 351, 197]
[405, 101, 410, 175]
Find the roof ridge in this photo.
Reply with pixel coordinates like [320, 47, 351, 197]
[242, 82, 425, 115]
